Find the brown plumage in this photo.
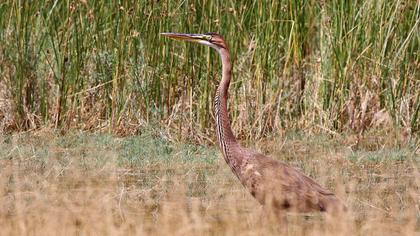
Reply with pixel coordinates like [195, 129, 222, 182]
[161, 32, 346, 216]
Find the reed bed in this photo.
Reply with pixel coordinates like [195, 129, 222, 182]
[1, 2, 419, 235]
[0, 0, 419, 141]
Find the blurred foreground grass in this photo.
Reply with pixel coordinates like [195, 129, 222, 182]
[0, 130, 418, 235]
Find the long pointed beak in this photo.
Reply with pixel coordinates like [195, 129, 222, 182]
[160, 32, 207, 42]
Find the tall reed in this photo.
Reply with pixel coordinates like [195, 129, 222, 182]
[0, 0, 418, 139]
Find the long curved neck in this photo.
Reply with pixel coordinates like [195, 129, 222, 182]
[214, 48, 241, 165]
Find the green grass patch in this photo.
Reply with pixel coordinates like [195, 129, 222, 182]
[0, 131, 418, 234]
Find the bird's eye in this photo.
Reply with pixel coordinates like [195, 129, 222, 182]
[205, 35, 212, 41]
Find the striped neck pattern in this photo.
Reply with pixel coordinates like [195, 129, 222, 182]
[213, 48, 241, 171]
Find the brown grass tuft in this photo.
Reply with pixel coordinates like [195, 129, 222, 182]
[0, 131, 418, 235]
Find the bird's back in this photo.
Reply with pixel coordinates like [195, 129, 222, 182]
[236, 149, 345, 214]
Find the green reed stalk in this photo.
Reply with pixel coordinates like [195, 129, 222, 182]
[0, 0, 418, 137]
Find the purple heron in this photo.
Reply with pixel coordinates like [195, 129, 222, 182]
[161, 32, 346, 217]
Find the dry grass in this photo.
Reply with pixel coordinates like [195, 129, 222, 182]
[0, 129, 418, 235]
[1, 1, 418, 234]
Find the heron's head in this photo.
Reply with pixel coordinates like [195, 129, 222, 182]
[160, 32, 228, 51]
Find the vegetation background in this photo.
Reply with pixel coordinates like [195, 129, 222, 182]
[0, 0, 418, 140]
[0, 0, 419, 235]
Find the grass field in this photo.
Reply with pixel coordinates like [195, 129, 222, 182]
[0, 0, 419, 235]
[0, 129, 418, 235]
